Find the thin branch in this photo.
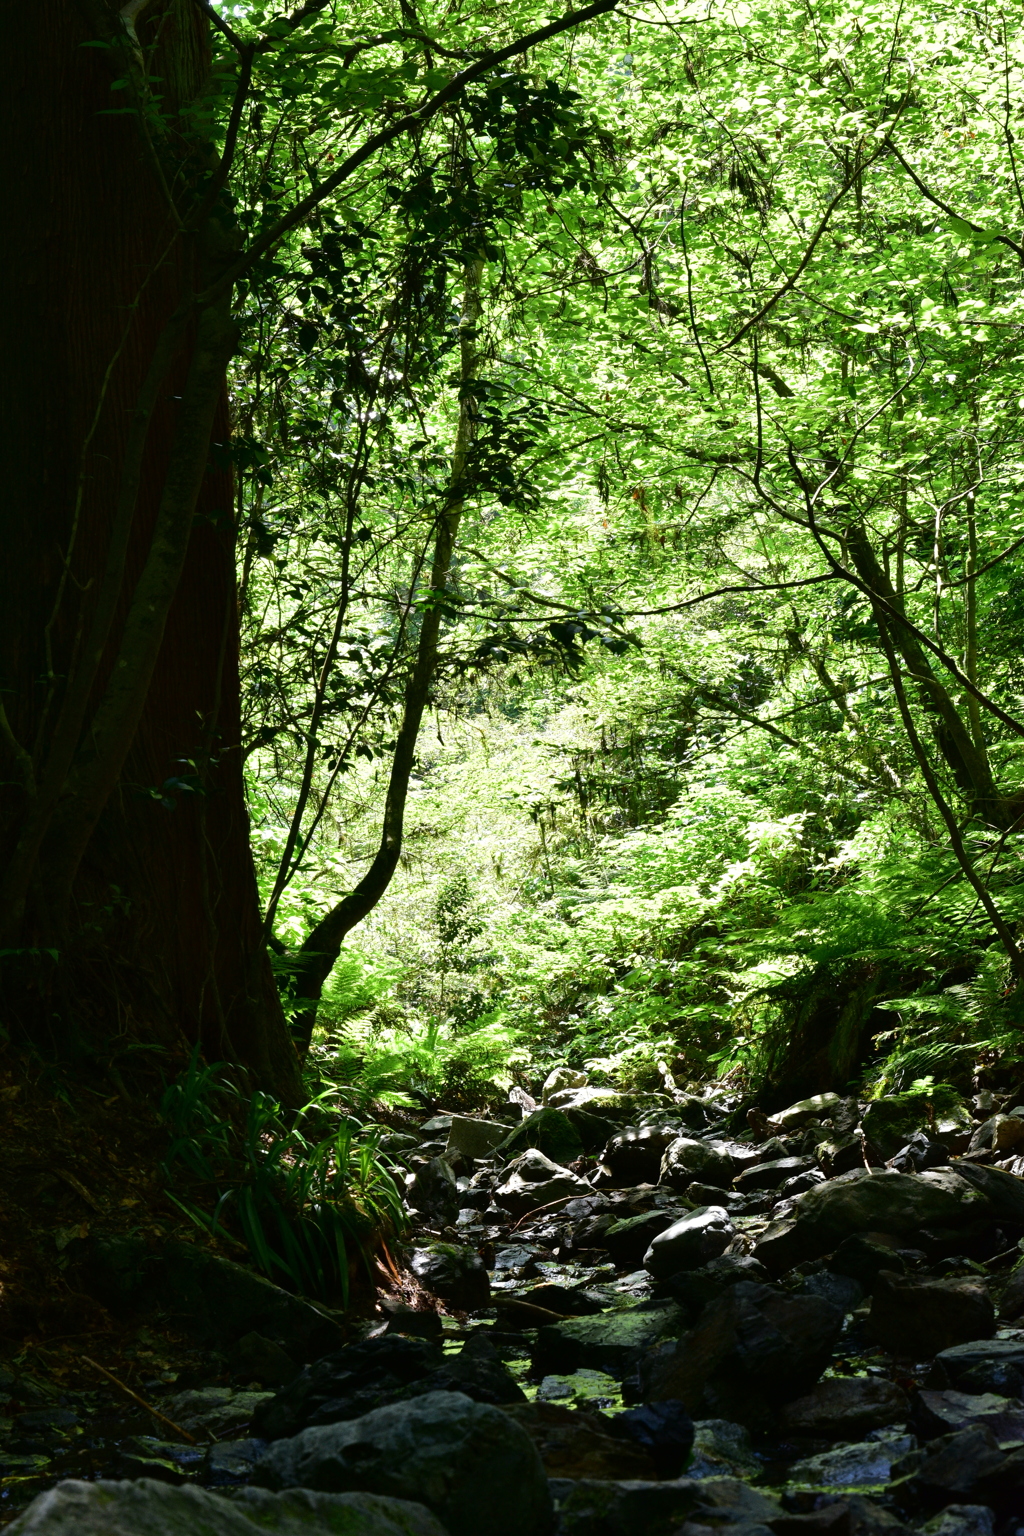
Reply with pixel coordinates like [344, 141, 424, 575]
[199, 0, 621, 303]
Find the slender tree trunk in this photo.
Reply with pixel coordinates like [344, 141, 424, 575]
[0, 2, 301, 1101]
[284, 258, 485, 1055]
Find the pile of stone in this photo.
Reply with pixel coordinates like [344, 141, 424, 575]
[14, 1077, 1024, 1536]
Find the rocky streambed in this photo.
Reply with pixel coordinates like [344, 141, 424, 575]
[7, 1079, 1024, 1536]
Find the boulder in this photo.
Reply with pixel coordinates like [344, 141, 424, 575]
[781, 1377, 910, 1438]
[929, 1339, 1024, 1395]
[688, 1419, 759, 1478]
[658, 1254, 772, 1316]
[868, 1271, 995, 1357]
[5, 1480, 449, 1536]
[602, 1210, 678, 1269]
[499, 1400, 657, 1480]
[890, 1425, 1007, 1513]
[861, 1091, 973, 1159]
[611, 1400, 694, 1479]
[445, 1116, 508, 1159]
[594, 1125, 682, 1187]
[404, 1158, 459, 1224]
[753, 1170, 990, 1276]
[409, 1244, 489, 1312]
[659, 1137, 732, 1192]
[827, 1233, 907, 1289]
[496, 1108, 583, 1166]
[255, 1390, 552, 1536]
[953, 1162, 1024, 1225]
[542, 1067, 589, 1104]
[640, 1281, 844, 1423]
[253, 1336, 445, 1440]
[493, 1149, 590, 1216]
[788, 1430, 916, 1488]
[533, 1304, 686, 1378]
[797, 1270, 864, 1314]
[889, 1132, 950, 1174]
[76, 1237, 343, 1360]
[734, 1156, 814, 1194]
[774, 1093, 842, 1131]
[917, 1389, 1024, 1444]
[643, 1208, 734, 1278]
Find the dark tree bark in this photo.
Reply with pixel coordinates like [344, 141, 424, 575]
[0, 2, 302, 1100]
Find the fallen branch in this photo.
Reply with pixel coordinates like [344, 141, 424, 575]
[490, 1297, 568, 1325]
[81, 1356, 201, 1445]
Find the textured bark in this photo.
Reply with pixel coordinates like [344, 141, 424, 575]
[0, 2, 301, 1100]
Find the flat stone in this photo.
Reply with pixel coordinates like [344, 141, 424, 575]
[734, 1156, 813, 1194]
[533, 1304, 686, 1378]
[446, 1116, 507, 1159]
[918, 1389, 1024, 1445]
[788, 1430, 917, 1487]
[781, 1377, 910, 1438]
[921, 1506, 995, 1536]
[931, 1339, 1024, 1393]
[5, 1480, 451, 1535]
[774, 1094, 842, 1131]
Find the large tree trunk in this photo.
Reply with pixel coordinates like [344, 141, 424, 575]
[0, 2, 302, 1101]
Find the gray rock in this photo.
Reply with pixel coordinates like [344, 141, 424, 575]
[917, 1389, 1024, 1444]
[921, 1505, 995, 1536]
[542, 1067, 589, 1104]
[204, 1439, 269, 1483]
[780, 1377, 910, 1438]
[774, 1093, 842, 1131]
[594, 1125, 682, 1187]
[930, 1339, 1024, 1394]
[556, 1474, 780, 1536]
[404, 1158, 459, 1223]
[788, 1430, 917, 1487]
[660, 1137, 733, 1192]
[734, 1156, 814, 1194]
[494, 1149, 590, 1216]
[163, 1387, 274, 1438]
[533, 1304, 686, 1378]
[253, 1336, 446, 1440]
[640, 1281, 844, 1424]
[255, 1389, 551, 1536]
[688, 1419, 758, 1478]
[495, 1108, 583, 1166]
[409, 1244, 489, 1311]
[446, 1116, 507, 1159]
[753, 1170, 990, 1275]
[643, 1208, 734, 1278]
[5, 1479, 450, 1535]
[798, 1271, 864, 1313]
